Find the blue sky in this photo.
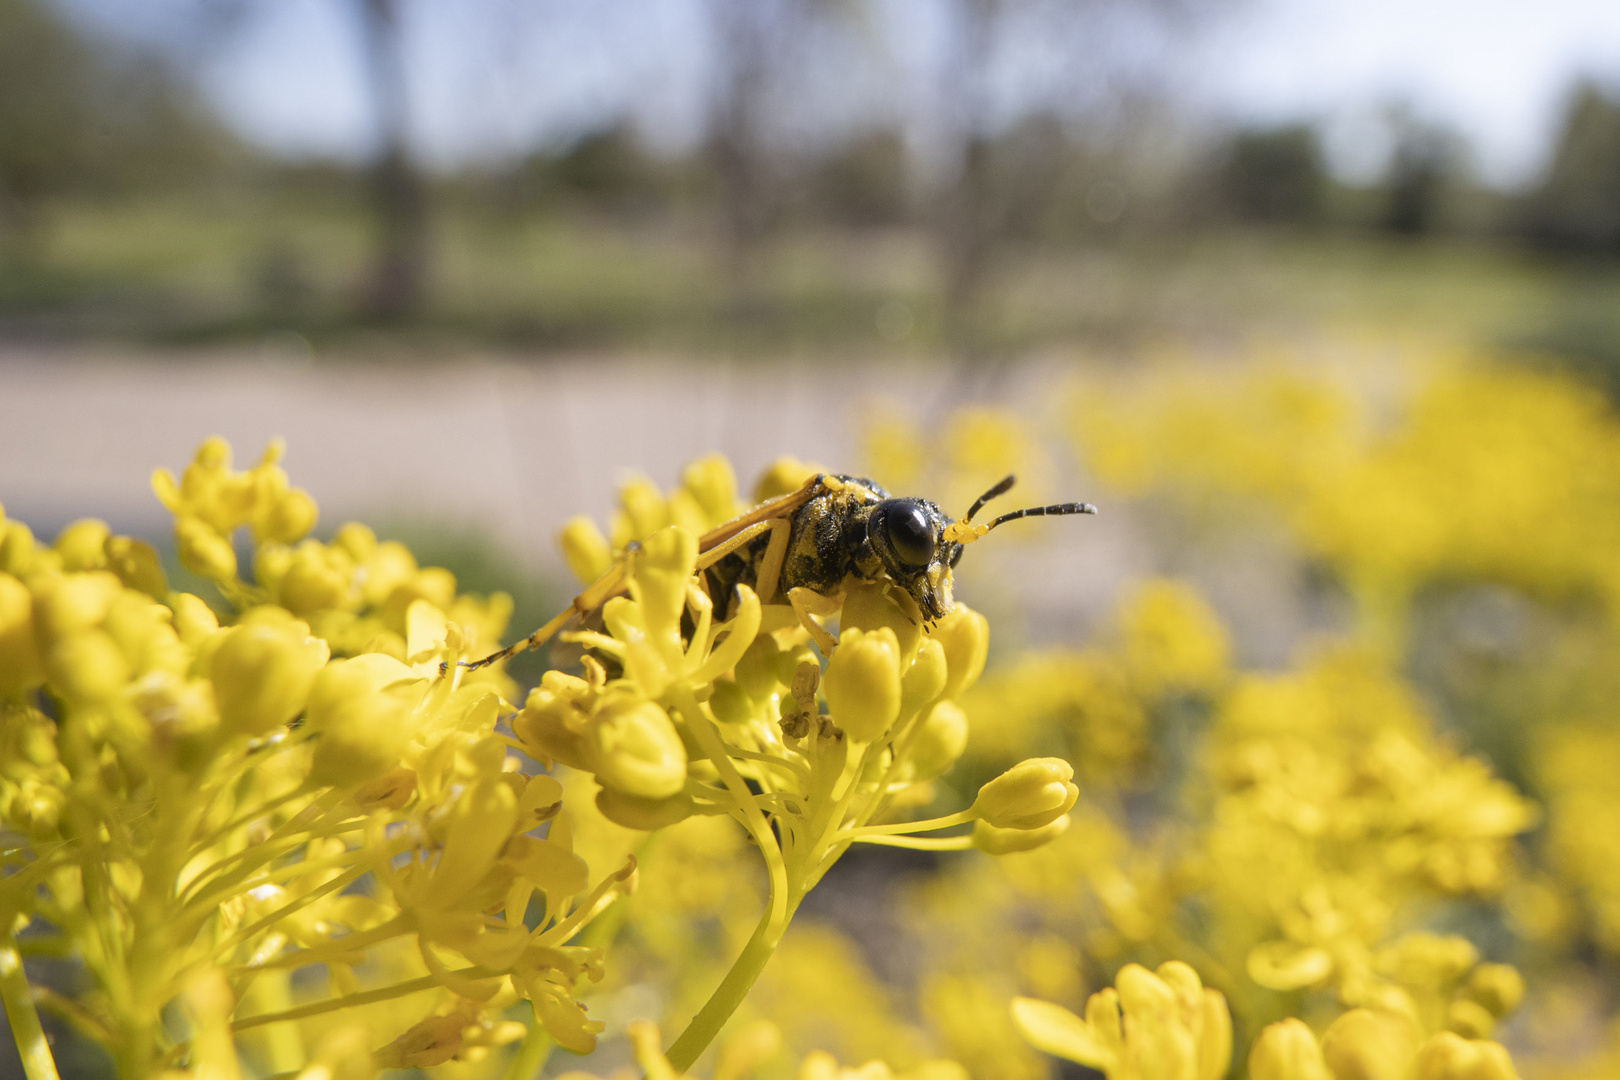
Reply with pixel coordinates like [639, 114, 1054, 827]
[67, 0, 1620, 188]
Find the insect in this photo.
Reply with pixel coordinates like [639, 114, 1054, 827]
[454, 471, 1096, 672]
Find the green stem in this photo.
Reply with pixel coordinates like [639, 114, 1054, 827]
[662, 897, 790, 1074]
[229, 965, 496, 1032]
[663, 689, 793, 1073]
[850, 833, 973, 851]
[0, 935, 60, 1080]
[833, 808, 976, 842]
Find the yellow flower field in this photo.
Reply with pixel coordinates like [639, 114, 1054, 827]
[5, 343, 1620, 1079]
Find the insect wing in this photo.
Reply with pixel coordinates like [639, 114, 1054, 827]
[696, 472, 824, 553]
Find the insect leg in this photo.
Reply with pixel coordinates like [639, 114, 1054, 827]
[695, 519, 774, 571]
[788, 586, 840, 655]
[751, 518, 791, 603]
[451, 561, 630, 675]
[454, 604, 575, 674]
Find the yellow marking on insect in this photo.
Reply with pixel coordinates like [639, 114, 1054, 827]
[944, 522, 990, 545]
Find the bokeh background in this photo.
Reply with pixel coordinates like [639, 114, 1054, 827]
[10, 0, 1620, 1077]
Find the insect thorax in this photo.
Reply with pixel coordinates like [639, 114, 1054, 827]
[705, 475, 888, 615]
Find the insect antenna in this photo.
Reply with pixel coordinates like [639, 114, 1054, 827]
[965, 474, 1017, 523]
[984, 501, 1099, 531]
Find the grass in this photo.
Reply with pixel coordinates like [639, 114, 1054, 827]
[6, 190, 1620, 375]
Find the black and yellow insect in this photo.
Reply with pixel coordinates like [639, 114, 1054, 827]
[456, 471, 1096, 672]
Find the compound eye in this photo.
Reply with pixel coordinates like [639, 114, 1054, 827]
[886, 502, 936, 567]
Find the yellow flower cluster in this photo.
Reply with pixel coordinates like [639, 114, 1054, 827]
[0, 441, 635, 1080]
[15, 349, 1618, 1080]
[1012, 961, 1231, 1080]
[1014, 962, 1518, 1080]
[960, 579, 1229, 779]
[1, 440, 1091, 1080]
[1069, 359, 1620, 645]
[839, 373, 1579, 1079]
[518, 460, 1082, 1071]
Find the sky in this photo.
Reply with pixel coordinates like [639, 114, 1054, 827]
[1192, 0, 1620, 186]
[65, 0, 1620, 189]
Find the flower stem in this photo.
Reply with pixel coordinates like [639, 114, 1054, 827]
[850, 833, 973, 851]
[0, 935, 60, 1080]
[662, 897, 789, 1074]
[663, 688, 793, 1073]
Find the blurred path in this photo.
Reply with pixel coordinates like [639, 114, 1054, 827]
[0, 348, 893, 573]
[0, 345, 1312, 655]
[0, 347, 1005, 570]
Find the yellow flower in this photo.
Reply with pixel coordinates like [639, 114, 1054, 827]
[823, 627, 903, 743]
[208, 609, 330, 737]
[1248, 1009, 1519, 1080]
[1012, 961, 1231, 1080]
[974, 758, 1079, 831]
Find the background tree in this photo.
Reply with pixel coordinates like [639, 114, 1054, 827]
[355, 0, 428, 319]
[1217, 124, 1327, 226]
[0, 0, 226, 251]
[1523, 80, 1620, 252]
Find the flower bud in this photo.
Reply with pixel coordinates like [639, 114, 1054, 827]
[1321, 1009, 1421, 1080]
[333, 521, 378, 563]
[559, 516, 613, 585]
[902, 639, 949, 715]
[175, 515, 237, 581]
[375, 1013, 467, 1070]
[595, 787, 696, 831]
[1248, 1020, 1331, 1080]
[1446, 999, 1496, 1040]
[842, 580, 921, 662]
[1247, 942, 1334, 991]
[54, 519, 109, 571]
[823, 626, 902, 742]
[104, 592, 186, 678]
[735, 633, 783, 698]
[1465, 963, 1524, 1018]
[973, 813, 1071, 855]
[589, 694, 688, 799]
[772, 643, 817, 688]
[681, 454, 739, 523]
[46, 630, 131, 702]
[974, 757, 1079, 830]
[0, 574, 44, 695]
[210, 612, 329, 737]
[104, 536, 167, 599]
[361, 540, 417, 607]
[305, 653, 425, 786]
[1411, 1033, 1516, 1080]
[0, 519, 36, 577]
[709, 678, 755, 726]
[32, 572, 122, 639]
[753, 457, 820, 503]
[275, 541, 352, 617]
[513, 672, 597, 769]
[615, 476, 669, 547]
[632, 527, 697, 636]
[933, 605, 989, 699]
[170, 592, 219, 647]
[904, 700, 969, 782]
[254, 487, 318, 545]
